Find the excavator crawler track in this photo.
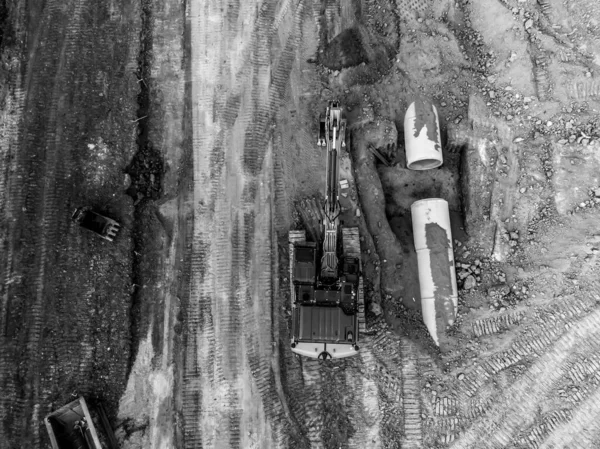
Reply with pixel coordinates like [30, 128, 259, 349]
[341, 227, 360, 258]
[343, 227, 365, 333]
[288, 230, 306, 304]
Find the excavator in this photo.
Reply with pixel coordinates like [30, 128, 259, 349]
[289, 101, 363, 359]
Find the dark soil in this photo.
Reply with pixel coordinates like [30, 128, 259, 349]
[0, 1, 144, 447]
[124, 0, 166, 374]
[125, 144, 164, 202]
[319, 27, 368, 71]
[0, 0, 10, 49]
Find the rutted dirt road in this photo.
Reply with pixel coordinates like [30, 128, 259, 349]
[183, 1, 298, 447]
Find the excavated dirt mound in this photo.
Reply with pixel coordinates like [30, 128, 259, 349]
[318, 27, 368, 71]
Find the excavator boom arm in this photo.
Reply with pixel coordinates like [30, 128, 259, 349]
[319, 101, 346, 280]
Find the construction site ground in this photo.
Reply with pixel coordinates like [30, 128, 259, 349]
[1, 0, 600, 448]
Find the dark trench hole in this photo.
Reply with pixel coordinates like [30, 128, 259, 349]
[0, 0, 10, 49]
[125, 0, 163, 379]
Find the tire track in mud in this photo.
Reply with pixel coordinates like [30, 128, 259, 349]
[244, 158, 293, 447]
[399, 337, 423, 449]
[455, 293, 598, 400]
[185, 0, 307, 446]
[243, 0, 306, 176]
[542, 386, 600, 447]
[516, 409, 572, 448]
[453, 304, 600, 448]
[0, 1, 83, 445]
[347, 339, 383, 449]
[345, 325, 408, 448]
[239, 0, 308, 444]
[300, 359, 324, 447]
[48, 0, 103, 404]
[185, 0, 224, 444]
[470, 311, 525, 338]
[0, 82, 25, 438]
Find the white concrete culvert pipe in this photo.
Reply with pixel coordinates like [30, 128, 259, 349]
[411, 198, 458, 346]
[404, 99, 443, 170]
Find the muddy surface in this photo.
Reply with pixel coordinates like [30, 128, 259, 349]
[2, 0, 600, 448]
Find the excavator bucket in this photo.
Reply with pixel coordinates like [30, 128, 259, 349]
[318, 115, 326, 146]
[72, 207, 121, 242]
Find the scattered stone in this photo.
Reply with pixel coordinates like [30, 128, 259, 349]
[463, 275, 477, 290]
[513, 137, 524, 143]
[370, 302, 383, 316]
[488, 283, 510, 298]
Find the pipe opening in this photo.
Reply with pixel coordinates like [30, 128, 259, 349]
[407, 158, 443, 170]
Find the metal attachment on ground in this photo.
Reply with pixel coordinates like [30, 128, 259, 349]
[71, 207, 121, 242]
[368, 145, 392, 166]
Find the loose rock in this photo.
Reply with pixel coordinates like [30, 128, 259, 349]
[463, 275, 477, 290]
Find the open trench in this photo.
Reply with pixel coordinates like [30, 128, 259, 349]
[346, 108, 466, 351]
[123, 0, 165, 375]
